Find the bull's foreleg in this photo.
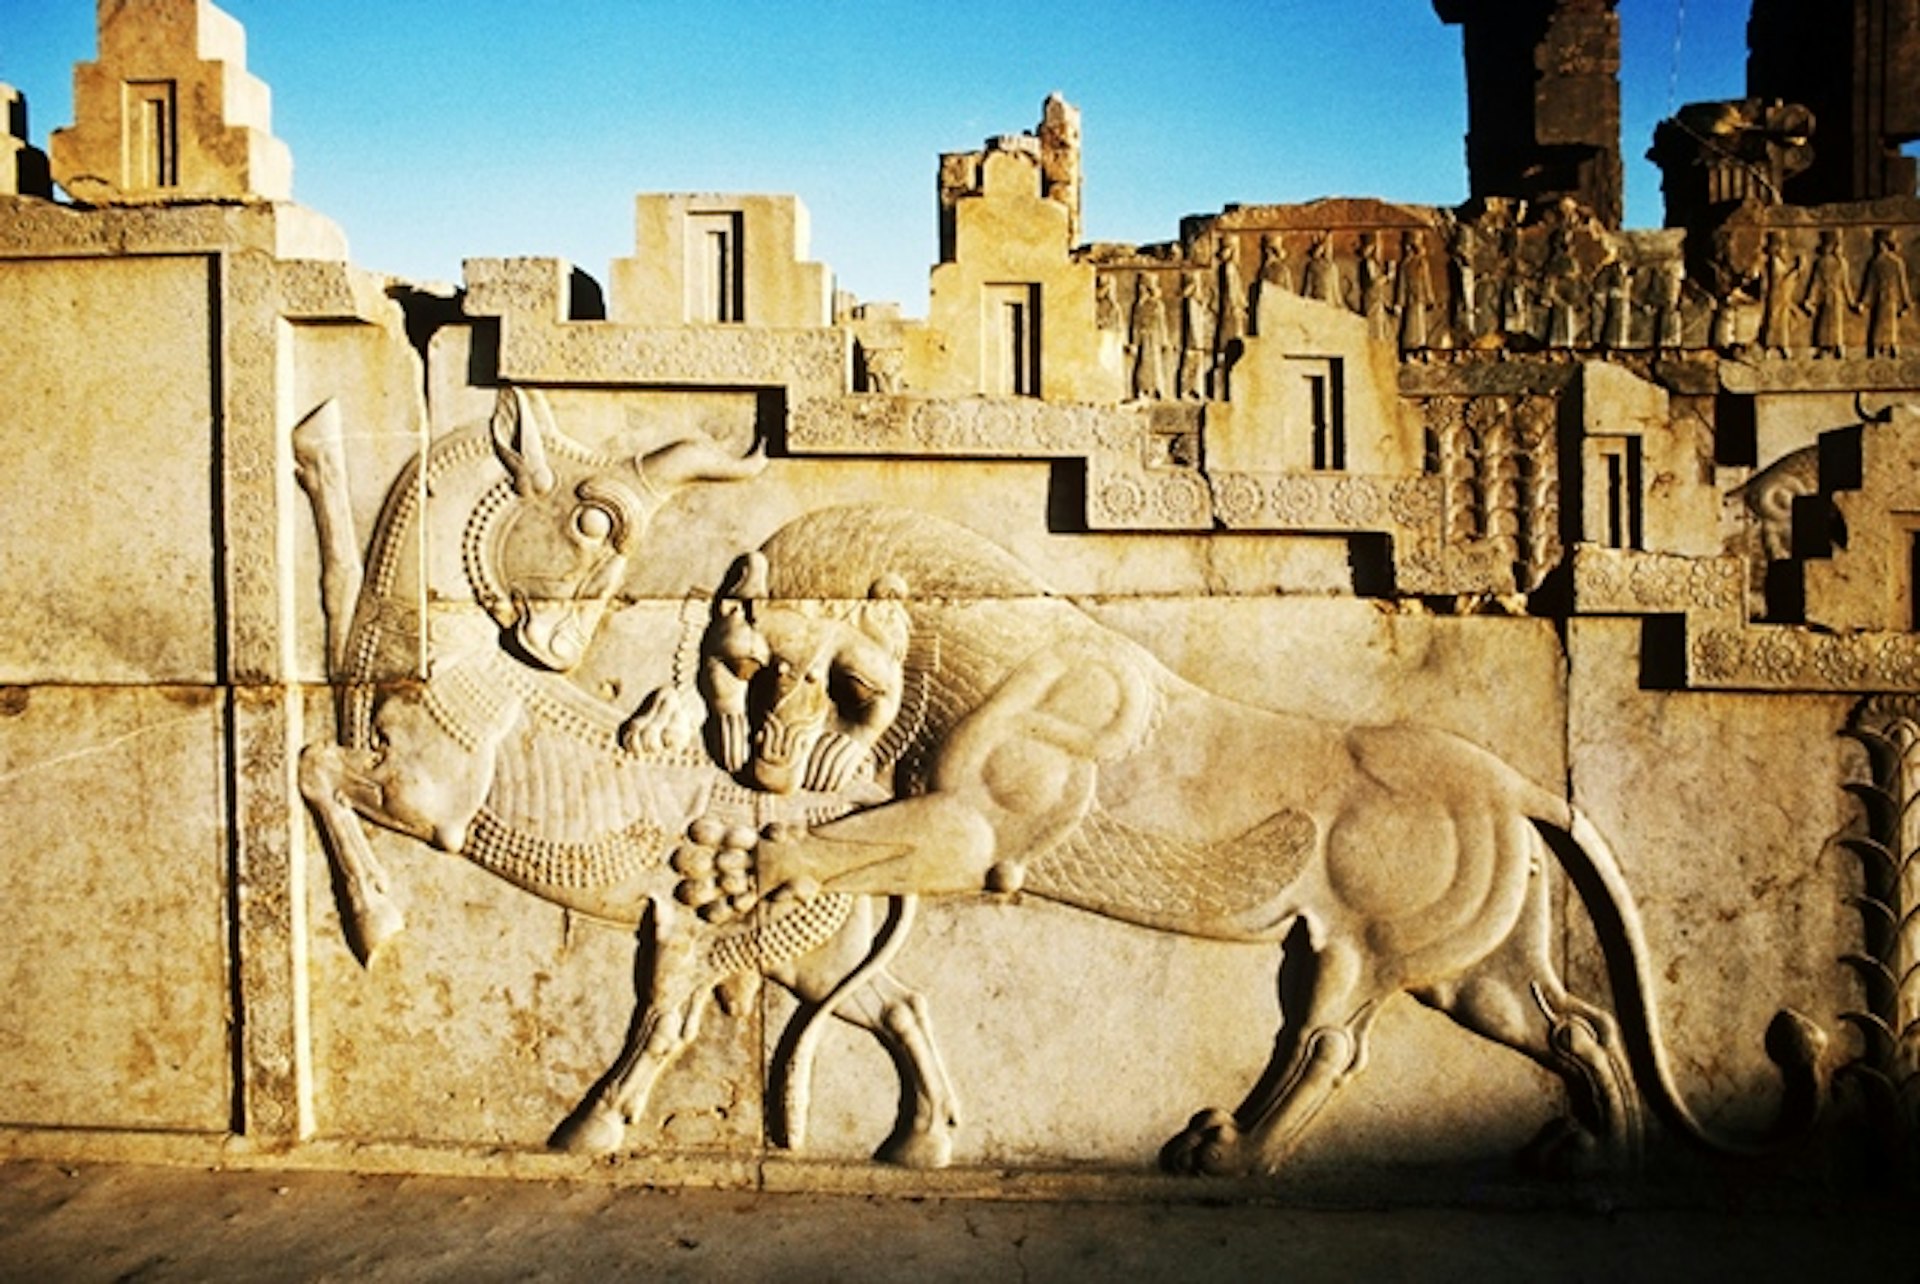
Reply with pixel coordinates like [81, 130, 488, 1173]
[298, 741, 407, 964]
[551, 900, 713, 1156]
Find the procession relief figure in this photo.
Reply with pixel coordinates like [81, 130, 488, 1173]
[1652, 257, 1685, 350]
[1450, 221, 1480, 341]
[1861, 227, 1912, 359]
[1757, 230, 1802, 357]
[1358, 231, 1395, 339]
[1396, 231, 1436, 353]
[1095, 272, 1121, 331]
[1591, 255, 1633, 350]
[1178, 270, 1214, 401]
[1542, 227, 1585, 348]
[1131, 273, 1172, 400]
[1801, 229, 1856, 358]
[1257, 232, 1292, 298]
[1302, 232, 1345, 307]
[1499, 226, 1532, 339]
[1215, 235, 1248, 354]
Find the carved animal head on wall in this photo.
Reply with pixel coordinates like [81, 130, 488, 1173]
[701, 547, 914, 795]
[467, 388, 766, 672]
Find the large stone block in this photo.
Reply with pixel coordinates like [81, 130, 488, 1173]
[0, 254, 217, 685]
[0, 684, 231, 1132]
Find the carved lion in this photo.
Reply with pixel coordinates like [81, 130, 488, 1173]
[686, 505, 1823, 1175]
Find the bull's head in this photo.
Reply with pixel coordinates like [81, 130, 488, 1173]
[701, 551, 909, 794]
[474, 387, 764, 672]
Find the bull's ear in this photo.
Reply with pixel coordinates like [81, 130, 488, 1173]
[868, 572, 908, 601]
[490, 387, 556, 497]
[719, 551, 769, 603]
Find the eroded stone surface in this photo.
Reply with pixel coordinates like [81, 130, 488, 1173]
[9, 0, 1920, 1203]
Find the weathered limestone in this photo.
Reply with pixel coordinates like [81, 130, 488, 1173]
[2, 85, 52, 198]
[50, 0, 292, 204]
[15, 0, 1920, 1206]
[611, 194, 831, 327]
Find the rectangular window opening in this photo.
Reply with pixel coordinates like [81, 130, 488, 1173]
[984, 283, 1041, 397]
[688, 212, 744, 323]
[125, 81, 176, 189]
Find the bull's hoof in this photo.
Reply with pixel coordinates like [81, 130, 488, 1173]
[347, 898, 405, 966]
[549, 1102, 626, 1155]
[878, 1125, 954, 1170]
[1160, 1108, 1250, 1176]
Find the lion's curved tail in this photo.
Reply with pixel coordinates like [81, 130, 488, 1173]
[1551, 807, 1827, 1157]
[772, 895, 918, 1151]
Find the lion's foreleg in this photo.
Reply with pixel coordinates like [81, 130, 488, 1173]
[756, 793, 1004, 899]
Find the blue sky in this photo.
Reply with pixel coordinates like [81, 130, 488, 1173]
[5, 1, 1747, 308]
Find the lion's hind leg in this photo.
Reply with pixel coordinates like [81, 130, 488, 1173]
[1411, 856, 1641, 1175]
[1161, 931, 1385, 1176]
[831, 973, 961, 1169]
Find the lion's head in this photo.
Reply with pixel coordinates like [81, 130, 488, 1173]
[700, 507, 1054, 796]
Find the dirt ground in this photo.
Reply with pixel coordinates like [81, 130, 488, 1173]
[0, 1159, 1911, 1282]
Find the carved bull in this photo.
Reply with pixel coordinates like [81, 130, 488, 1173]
[292, 390, 959, 1167]
[572, 505, 1827, 1176]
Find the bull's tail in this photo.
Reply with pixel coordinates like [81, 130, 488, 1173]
[1548, 807, 1827, 1157]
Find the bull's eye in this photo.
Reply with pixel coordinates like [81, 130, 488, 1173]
[573, 504, 615, 543]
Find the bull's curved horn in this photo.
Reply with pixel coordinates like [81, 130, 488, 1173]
[492, 387, 557, 497]
[1855, 391, 1894, 424]
[639, 436, 767, 492]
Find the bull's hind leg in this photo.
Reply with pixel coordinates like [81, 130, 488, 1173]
[1162, 934, 1385, 1176]
[551, 903, 713, 1155]
[1410, 851, 1641, 1174]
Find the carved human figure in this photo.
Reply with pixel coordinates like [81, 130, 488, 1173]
[1130, 274, 1171, 400]
[1592, 255, 1634, 350]
[1095, 272, 1121, 331]
[1251, 232, 1291, 332]
[1800, 229, 1856, 358]
[1215, 235, 1248, 353]
[1498, 226, 1531, 339]
[1651, 257, 1686, 350]
[683, 506, 1823, 1179]
[1178, 270, 1214, 401]
[1450, 221, 1480, 341]
[1861, 227, 1912, 359]
[1395, 231, 1436, 353]
[1541, 227, 1585, 347]
[1302, 232, 1344, 308]
[1357, 231, 1395, 339]
[1757, 230, 1802, 357]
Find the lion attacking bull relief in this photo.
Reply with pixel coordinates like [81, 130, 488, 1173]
[608, 504, 1823, 1176]
[292, 391, 963, 1170]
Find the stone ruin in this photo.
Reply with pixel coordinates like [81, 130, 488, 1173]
[5, 0, 1920, 1202]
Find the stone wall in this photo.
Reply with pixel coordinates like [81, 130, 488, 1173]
[3, 0, 1918, 1200]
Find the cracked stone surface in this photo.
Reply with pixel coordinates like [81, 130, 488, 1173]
[0, 1161, 1910, 1282]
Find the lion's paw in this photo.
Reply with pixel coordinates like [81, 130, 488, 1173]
[1160, 1108, 1252, 1176]
[671, 818, 760, 926]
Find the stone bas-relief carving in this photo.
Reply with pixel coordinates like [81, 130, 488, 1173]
[648, 508, 1823, 1175]
[294, 388, 970, 1165]
[12, 0, 1920, 1203]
